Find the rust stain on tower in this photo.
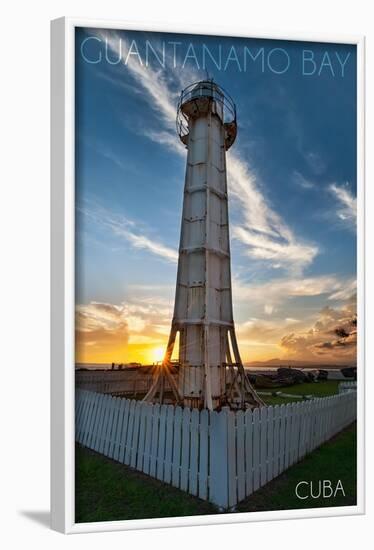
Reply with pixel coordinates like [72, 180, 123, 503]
[144, 80, 264, 411]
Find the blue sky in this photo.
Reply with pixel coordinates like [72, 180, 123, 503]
[75, 27, 357, 365]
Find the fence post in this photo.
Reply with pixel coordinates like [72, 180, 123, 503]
[209, 407, 229, 510]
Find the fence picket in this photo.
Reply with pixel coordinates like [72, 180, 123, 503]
[244, 409, 253, 497]
[236, 411, 245, 502]
[189, 409, 199, 496]
[103, 396, 115, 456]
[142, 403, 154, 474]
[260, 407, 268, 487]
[209, 410, 229, 509]
[136, 402, 148, 471]
[273, 405, 280, 478]
[84, 392, 98, 448]
[171, 406, 182, 488]
[75, 390, 86, 436]
[267, 406, 274, 481]
[252, 408, 260, 491]
[97, 395, 111, 454]
[299, 402, 305, 460]
[150, 403, 160, 477]
[180, 408, 191, 492]
[198, 409, 209, 500]
[91, 393, 104, 451]
[77, 391, 89, 443]
[164, 405, 174, 484]
[290, 403, 298, 465]
[284, 403, 292, 469]
[113, 398, 126, 461]
[227, 410, 236, 508]
[156, 405, 167, 480]
[118, 399, 130, 463]
[124, 400, 136, 465]
[130, 402, 142, 468]
[75, 390, 82, 440]
[108, 397, 120, 459]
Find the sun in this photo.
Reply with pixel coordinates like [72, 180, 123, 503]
[152, 346, 165, 363]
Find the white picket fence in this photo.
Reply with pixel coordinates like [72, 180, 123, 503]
[75, 389, 356, 509]
[339, 381, 357, 393]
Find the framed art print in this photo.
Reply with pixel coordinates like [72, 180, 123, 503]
[51, 17, 365, 533]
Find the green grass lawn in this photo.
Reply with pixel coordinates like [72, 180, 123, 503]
[261, 380, 341, 406]
[75, 446, 217, 522]
[75, 421, 356, 523]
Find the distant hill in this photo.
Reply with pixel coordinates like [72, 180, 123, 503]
[244, 358, 355, 369]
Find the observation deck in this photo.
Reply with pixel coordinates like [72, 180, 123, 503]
[176, 80, 237, 150]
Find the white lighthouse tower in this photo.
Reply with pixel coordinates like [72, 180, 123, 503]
[145, 80, 263, 411]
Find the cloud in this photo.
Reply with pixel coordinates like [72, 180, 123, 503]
[329, 183, 357, 230]
[93, 30, 197, 131]
[99, 147, 128, 171]
[120, 297, 173, 342]
[292, 170, 316, 190]
[232, 275, 357, 362]
[93, 29, 319, 275]
[76, 296, 174, 361]
[328, 280, 357, 301]
[76, 302, 129, 354]
[78, 202, 178, 264]
[264, 304, 274, 315]
[234, 285, 357, 363]
[280, 302, 357, 362]
[77, 297, 172, 340]
[142, 129, 185, 156]
[227, 155, 319, 273]
[233, 274, 356, 308]
[237, 317, 302, 346]
[110, 222, 178, 263]
[304, 151, 326, 175]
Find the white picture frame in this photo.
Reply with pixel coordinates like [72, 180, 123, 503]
[51, 16, 365, 533]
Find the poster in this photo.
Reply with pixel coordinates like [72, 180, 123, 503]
[51, 21, 363, 531]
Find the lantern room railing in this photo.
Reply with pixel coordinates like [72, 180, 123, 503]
[176, 80, 237, 144]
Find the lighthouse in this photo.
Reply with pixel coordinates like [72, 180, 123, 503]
[145, 80, 264, 411]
